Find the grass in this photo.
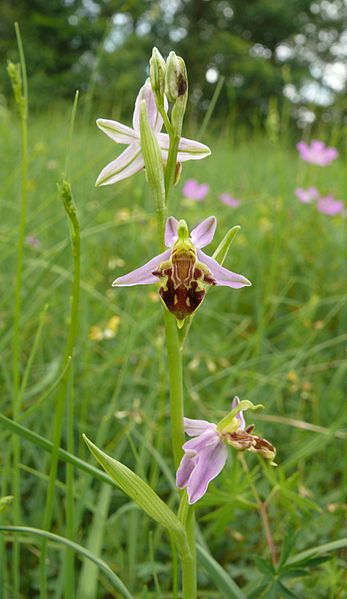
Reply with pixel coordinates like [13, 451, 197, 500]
[0, 100, 347, 598]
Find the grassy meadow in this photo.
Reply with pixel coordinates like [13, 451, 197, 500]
[1, 101, 347, 598]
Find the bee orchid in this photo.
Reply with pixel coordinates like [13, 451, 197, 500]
[112, 216, 251, 326]
[176, 397, 276, 504]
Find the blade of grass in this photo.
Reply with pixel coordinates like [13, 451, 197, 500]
[0, 526, 133, 599]
[196, 544, 246, 599]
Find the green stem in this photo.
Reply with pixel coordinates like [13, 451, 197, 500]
[178, 494, 197, 599]
[40, 184, 80, 598]
[164, 134, 180, 200]
[11, 22, 29, 596]
[163, 311, 185, 469]
[160, 96, 197, 598]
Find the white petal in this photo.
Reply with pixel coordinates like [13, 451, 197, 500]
[157, 133, 211, 162]
[132, 80, 163, 134]
[96, 118, 138, 145]
[95, 145, 144, 187]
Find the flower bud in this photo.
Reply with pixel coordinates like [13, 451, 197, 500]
[165, 51, 188, 103]
[149, 47, 166, 105]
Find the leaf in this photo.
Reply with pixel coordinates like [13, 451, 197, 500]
[196, 544, 246, 599]
[213, 226, 241, 265]
[277, 581, 302, 599]
[287, 538, 347, 566]
[0, 525, 133, 599]
[83, 435, 190, 560]
[254, 556, 276, 576]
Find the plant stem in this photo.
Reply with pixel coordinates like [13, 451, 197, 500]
[181, 510, 197, 599]
[164, 134, 180, 201]
[11, 22, 28, 596]
[163, 311, 185, 469]
[40, 184, 80, 598]
[161, 93, 197, 598]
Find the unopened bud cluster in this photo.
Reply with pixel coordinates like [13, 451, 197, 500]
[149, 48, 188, 134]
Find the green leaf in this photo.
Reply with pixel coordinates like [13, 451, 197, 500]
[254, 556, 276, 576]
[287, 538, 347, 566]
[196, 544, 246, 599]
[277, 581, 302, 599]
[213, 226, 241, 265]
[0, 525, 133, 599]
[83, 435, 190, 560]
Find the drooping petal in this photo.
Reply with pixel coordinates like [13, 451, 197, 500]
[183, 428, 219, 453]
[95, 145, 144, 186]
[184, 417, 216, 437]
[112, 249, 171, 287]
[176, 452, 197, 489]
[132, 80, 163, 134]
[197, 249, 251, 288]
[187, 442, 228, 504]
[190, 216, 216, 248]
[96, 118, 138, 145]
[157, 133, 211, 162]
[165, 216, 179, 247]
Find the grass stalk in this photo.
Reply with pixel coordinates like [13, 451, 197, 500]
[40, 182, 81, 598]
[9, 22, 29, 595]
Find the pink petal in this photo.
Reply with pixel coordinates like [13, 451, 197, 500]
[317, 197, 344, 216]
[96, 118, 137, 145]
[184, 417, 217, 437]
[165, 216, 179, 247]
[157, 134, 211, 162]
[187, 442, 228, 504]
[190, 216, 216, 248]
[197, 249, 251, 288]
[112, 249, 171, 286]
[219, 193, 241, 208]
[231, 396, 245, 430]
[176, 452, 197, 489]
[95, 145, 144, 186]
[183, 428, 219, 453]
[132, 80, 163, 134]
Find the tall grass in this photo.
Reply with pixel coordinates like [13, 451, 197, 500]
[0, 93, 346, 597]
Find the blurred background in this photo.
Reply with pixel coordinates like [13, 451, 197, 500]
[1, 0, 347, 129]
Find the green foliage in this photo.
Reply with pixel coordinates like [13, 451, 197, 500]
[0, 101, 346, 596]
[1, 0, 346, 125]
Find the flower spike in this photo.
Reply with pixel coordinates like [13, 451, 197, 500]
[112, 216, 251, 325]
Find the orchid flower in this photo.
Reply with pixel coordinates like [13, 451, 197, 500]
[112, 216, 251, 326]
[95, 80, 211, 186]
[296, 140, 338, 166]
[182, 179, 209, 201]
[219, 193, 241, 208]
[176, 397, 276, 504]
[295, 187, 319, 204]
[317, 195, 345, 216]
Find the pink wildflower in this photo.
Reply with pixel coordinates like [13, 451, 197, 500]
[219, 193, 241, 208]
[296, 140, 338, 166]
[295, 187, 319, 204]
[317, 195, 345, 216]
[182, 179, 209, 201]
